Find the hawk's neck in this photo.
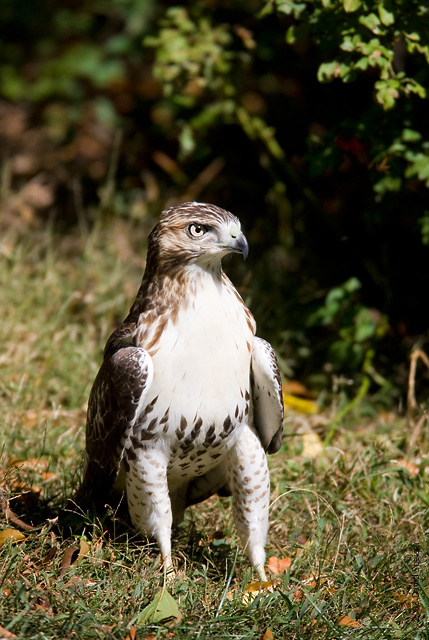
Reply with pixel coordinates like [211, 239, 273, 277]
[128, 261, 224, 320]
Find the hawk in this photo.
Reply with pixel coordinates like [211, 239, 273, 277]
[79, 202, 284, 580]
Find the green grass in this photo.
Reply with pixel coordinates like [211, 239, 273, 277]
[0, 222, 428, 639]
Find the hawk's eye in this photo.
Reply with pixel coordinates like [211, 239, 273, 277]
[188, 223, 206, 238]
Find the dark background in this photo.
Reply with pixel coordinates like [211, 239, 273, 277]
[1, 0, 428, 405]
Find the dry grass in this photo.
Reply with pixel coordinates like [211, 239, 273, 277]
[0, 221, 428, 639]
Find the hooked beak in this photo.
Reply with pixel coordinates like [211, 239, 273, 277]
[232, 231, 249, 260]
[226, 223, 249, 260]
[213, 224, 249, 261]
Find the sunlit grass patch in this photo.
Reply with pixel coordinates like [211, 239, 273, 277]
[0, 224, 428, 639]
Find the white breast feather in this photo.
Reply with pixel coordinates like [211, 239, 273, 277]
[146, 269, 252, 426]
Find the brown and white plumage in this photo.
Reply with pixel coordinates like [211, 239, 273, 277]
[79, 202, 284, 580]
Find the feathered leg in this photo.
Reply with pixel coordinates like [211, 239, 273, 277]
[125, 449, 174, 574]
[226, 425, 270, 581]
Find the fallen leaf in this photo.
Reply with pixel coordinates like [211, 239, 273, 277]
[394, 459, 420, 477]
[267, 556, 291, 575]
[124, 625, 136, 640]
[244, 580, 275, 593]
[137, 589, 181, 624]
[59, 539, 90, 576]
[75, 539, 90, 565]
[226, 579, 275, 604]
[241, 580, 276, 604]
[0, 529, 26, 546]
[40, 547, 58, 566]
[0, 625, 17, 638]
[301, 432, 323, 458]
[282, 381, 311, 396]
[338, 615, 364, 628]
[0, 489, 33, 531]
[34, 593, 51, 612]
[394, 592, 420, 608]
[261, 629, 274, 640]
[40, 472, 57, 482]
[7, 456, 50, 471]
[283, 394, 318, 414]
[294, 574, 336, 600]
[59, 544, 79, 576]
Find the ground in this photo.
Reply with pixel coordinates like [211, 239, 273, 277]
[0, 219, 428, 639]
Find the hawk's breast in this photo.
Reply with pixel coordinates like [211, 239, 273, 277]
[133, 272, 254, 480]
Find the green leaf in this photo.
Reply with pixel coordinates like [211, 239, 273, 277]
[359, 13, 382, 34]
[343, 0, 361, 13]
[275, 0, 307, 18]
[286, 23, 310, 44]
[402, 128, 422, 143]
[373, 176, 401, 195]
[378, 5, 395, 26]
[317, 60, 341, 82]
[354, 309, 377, 343]
[137, 589, 181, 624]
[179, 124, 196, 156]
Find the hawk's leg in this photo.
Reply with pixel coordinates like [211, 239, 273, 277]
[125, 449, 174, 573]
[227, 425, 270, 582]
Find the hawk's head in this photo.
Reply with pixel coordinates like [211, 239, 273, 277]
[148, 202, 249, 275]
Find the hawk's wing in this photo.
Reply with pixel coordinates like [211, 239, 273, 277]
[251, 337, 284, 454]
[79, 345, 154, 503]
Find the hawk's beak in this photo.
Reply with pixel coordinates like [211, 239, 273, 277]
[216, 224, 249, 260]
[233, 232, 249, 260]
[228, 225, 249, 260]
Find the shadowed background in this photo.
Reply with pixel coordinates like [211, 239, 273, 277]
[1, 0, 429, 405]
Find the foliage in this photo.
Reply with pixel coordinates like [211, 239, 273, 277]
[1, 0, 429, 393]
[266, 0, 429, 198]
[306, 277, 389, 373]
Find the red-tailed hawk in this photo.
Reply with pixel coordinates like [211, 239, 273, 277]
[79, 202, 284, 580]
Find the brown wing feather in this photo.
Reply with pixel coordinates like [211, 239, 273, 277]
[78, 346, 153, 503]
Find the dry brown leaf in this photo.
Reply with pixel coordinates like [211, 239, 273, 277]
[267, 556, 291, 575]
[394, 592, 420, 608]
[242, 580, 275, 604]
[293, 589, 304, 602]
[75, 539, 90, 566]
[394, 459, 420, 477]
[34, 593, 52, 612]
[226, 579, 275, 604]
[0, 488, 33, 532]
[59, 544, 79, 577]
[294, 575, 336, 600]
[244, 580, 275, 593]
[124, 625, 137, 640]
[59, 539, 90, 576]
[40, 472, 57, 482]
[282, 381, 311, 396]
[261, 629, 274, 640]
[0, 625, 17, 638]
[8, 456, 50, 471]
[41, 547, 58, 566]
[338, 615, 364, 628]
[0, 529, 26, 546]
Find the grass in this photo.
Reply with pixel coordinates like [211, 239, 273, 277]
[0, 219, 428, 639]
